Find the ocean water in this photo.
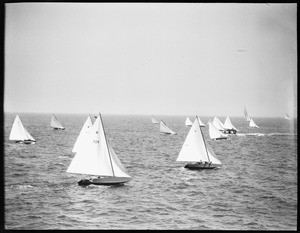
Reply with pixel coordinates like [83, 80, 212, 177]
[4, 113, 297, 230]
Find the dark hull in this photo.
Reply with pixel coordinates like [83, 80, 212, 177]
[15, 140, 36, 144]
[223, 129, 237, 134]
[78, 177, 131, 186]
[53, 128, 65, 130]
[184, 163, 220, 170]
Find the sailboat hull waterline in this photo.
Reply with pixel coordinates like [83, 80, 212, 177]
[15, 140, 36, 144]
[78, 177, 131, 186]
[184, 163, 220, 170]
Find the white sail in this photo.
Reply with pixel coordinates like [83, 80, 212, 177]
[244, 107, 251, 122]
[285, 114, 291, 120]
[196, 116, 205, 127]
[208, 120, 228, 140]
[249, 118, 259, 128]
[9, 115, 35, 142]
[72, 115, 93, 153]
[223, 116, 238, 131]
[51, 114, 65, 129]
[185, 117, 193, 126]
[177, 117, 221, 164]
[151, 115, 159, 124]
[67, 113, 130, 178]
[160, 120, 176, 134]
[212, 117, 225, 131]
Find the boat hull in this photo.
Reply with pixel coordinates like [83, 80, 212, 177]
[223, 129, 237, 134]
[184, 163, 220, 170]
[78, 177, 131, 186]
[15, 140, 36, 144]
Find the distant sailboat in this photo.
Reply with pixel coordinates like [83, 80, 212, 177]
[285, 114, 291, 120]
[67, 113, 131, 186]
[151, 115, 159, 124]
[72, 115, 93, 153]
[249, 118, 259, 128]
[244, 107, 251, 122]
[51, 114, 65, 130]
[9, 115, 36, 144]
[176, 116, 222, 169]
[208, 120, 229, 140]
[185, 117, 193, 126]
[160, 120, 176, 135]
[223, 116, 238, 134]
[212, 117, 226, 132]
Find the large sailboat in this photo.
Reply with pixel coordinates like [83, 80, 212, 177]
[185, 117, 193, 126]
[51, 114, 65, 130]
[208, 120, 229, 140]
[244, 106, 251, 122]
[67, 113, 131, 186]
[9, 115, 36, 144]
[249, 118, 259, 128]
[151, 115, 159, 124]
[223, 116, 238, 134]
[176, 116, 222, 170]
[159, 120, 176, 135]
[72, 115, 93, 153]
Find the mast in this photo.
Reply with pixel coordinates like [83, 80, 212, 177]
[99, 113, 115, 177]
[197, 116, 210, 163]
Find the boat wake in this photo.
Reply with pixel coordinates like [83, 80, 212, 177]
[237, 132, 296, 137]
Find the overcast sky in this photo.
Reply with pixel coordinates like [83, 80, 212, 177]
[5, 3, 297, 117]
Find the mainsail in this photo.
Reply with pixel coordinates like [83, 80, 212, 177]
[160, 120, 176, 134]
[176, 116, 221, 165]
[249, 118, 259, 128]
[51, 114, 65, 129]
[67, 113, 131, 178]
[244, 107, 251, 122]
[151, 115, 159, 124]
[72, 115, 93, 153]
[9, 115, 36, 142]
[208, 120, 229, 140]
[212, 117, 225, 131]
[223, 116, 238, 131]
[185, 117, 193, 126]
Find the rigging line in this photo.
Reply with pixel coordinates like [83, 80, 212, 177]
[99, 113, 115, 177]
[197, 116, 210, 163]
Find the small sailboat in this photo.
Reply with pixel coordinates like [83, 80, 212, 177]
[249, 118, 259, 128]
[159, 120, 176, 135]
[285, 114, 291, 120]
[197, 117, 206, 127]
[185, 117, 193, 126]
[208, 120, 229, 140]
[51, 114, 65, 130]
[212, 116, 226, 132]
[151, 115, 159, 124]
[9, 115, 36, 144]
[223, 116, 238, 134]
[67, 113, 131, 186]
[72, 115, 93, 153]
[176, 116, 222, 169]
[244, 106, 251, 122]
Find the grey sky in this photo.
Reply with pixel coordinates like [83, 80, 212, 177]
[5, 3, 297, 117]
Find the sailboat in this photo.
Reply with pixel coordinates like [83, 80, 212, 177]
[9, 115, 36, 144]
[223, 116, 238, 134]
[208, 120, 229, 140]
[151, 115, 159, 124]
[176, 116, 222, 169]
[72, 115, 93, 153]
[285, 114, 291, 120]
[197, 117, 206, 127]
[212, 116, 226, 132]
[249, 118, 259, 128]
[159, 120, 176, 135]
[51, 114, 65, 130]
[66, 113, 131, 186]
[185, 117, 193, 126]
[244, 106, 251, 122]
